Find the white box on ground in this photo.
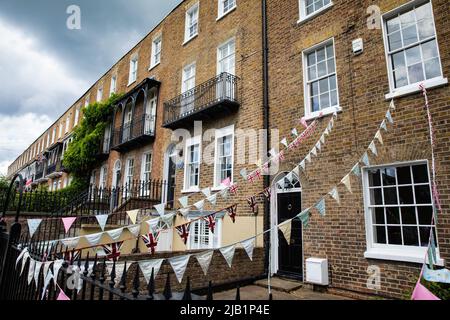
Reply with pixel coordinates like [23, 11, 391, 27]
[305, 258, 329, 285]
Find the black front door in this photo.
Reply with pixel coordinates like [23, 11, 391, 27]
[277, 191, 303, 279]
[166, 156, 176, 205]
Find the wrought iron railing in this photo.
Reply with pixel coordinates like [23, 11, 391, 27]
[111, 115, 155, 149]
[163, 72, 239, 126]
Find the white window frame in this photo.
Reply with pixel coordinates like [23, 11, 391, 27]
[184, 2, 199, 44]
[217, 0, 237, 21]
[213, 125, 234, 190]
[362, 160, 443, 265]
[298, 0, 333, 24]
[150, 34, 162, 69]
[65, 115, 70, 133]
[97, 86, 103, 102]
[110, 75, 117, 96]
[124, 158, 135, 187]
[99, 165, 108, 189]
[59, 123, 64, 138]
[183, 135, 201, 193]
[302, 38, 341, 120]
[382, 0, 447, 100]
[140, 151, 153, 182]
[128, 55, 139, 85]
[51, 128, 56, 144]
[188, 217, 222, 250]
[74, 107, 80, 126]
[217, 37, 236, 75]
[84, 95, 90, 108]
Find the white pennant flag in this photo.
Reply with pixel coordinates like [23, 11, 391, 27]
[16, 248, 28, 269]
[85, 232, 103, 246]
[375, 130, 384, 145]
[219, 245, 236, 268]
[126, 210, 139, 224]
[241, 238, 256, 261]
[291, 128, 298, 137]
[107, 227, 124, 241]
[292, 165, 300, 177]
[154, 203, 165, 216]
[320, 134, 325, 144]
[280, 138, 288, 148]
[207, 193, 218, 206]
[20, 252, 30, 275]
[127, 224, 141, 237]
[201, 187, 211, 198]
[195, 251, 214, 276]
[105, 262, 129, 287]
[328, 187, 340, 204]
[311, 147, 317, 157]
[34, 261, 43, 287]
[220, 187, 229, 200]
[279, 220, 292, 244]
[299, 160, 306, 171]
[161, 213, 176, 228]
[95, 214, 109, 231]
[316, 141, 321, 151]
[179, 208, 190, 217]
[42, 261, 53, 282]
[306, 153, 312, 163]
[324, 127, 330, 136]
[285, 172, 294, 183]
[139, 259, 164, 284]
[168, 255, 191, 283]
[60, 237, 80, 249]
[52, 260, 64, 286]
[389, 99, 396, 111]
[269, 148, 277, 158]
[194, 200, 205, 211]
[27, 259, 36, 285]
[27, 219, 42, 237]
[178, 196, 189, 208]
[41, 270, 54, 300]
[240, 168, 248, 179]
[341, 174, 352, 193]
[369, 141, 378, 156]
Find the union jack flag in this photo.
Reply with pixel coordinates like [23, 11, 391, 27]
[261, 187, 271, 201]
[204, 214, 216, 234]
[229, 183, 238, 195]
[101, 241, 124, 262]
[226, 204, 238, 223]
[141, 232, 160, 254]
[175, 223, 191, 245]
[247, 196, 258, 214]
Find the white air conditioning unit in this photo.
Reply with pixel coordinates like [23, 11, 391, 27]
[305, 258, 329, 286]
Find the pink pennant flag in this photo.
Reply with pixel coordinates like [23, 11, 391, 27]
[299, 117, 308, 129]
[411, 281, 440, 300]
[57, 289, 71, 301]
[221, 177, 231, 187]
[62, 217, 76, 234]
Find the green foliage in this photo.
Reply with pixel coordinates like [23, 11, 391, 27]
[0, 174, 9, 189]
[421, 278, 450, 300]
[63, 93, 122, 186]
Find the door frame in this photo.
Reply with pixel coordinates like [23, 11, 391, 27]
[162, 144, 176, 204]
[270, 171, 304, 280]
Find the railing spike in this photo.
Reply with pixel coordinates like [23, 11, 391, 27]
[147, 267, 155, 300]
[236, 285, 241, 301]
[207, 281, 214, 300]
[182, 277, 192, 301]
[163, 273, 172, 300]
[132, 263, 140, 299]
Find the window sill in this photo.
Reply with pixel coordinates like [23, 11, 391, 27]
[304, 105, 341, 122]
[364, 248, 444, 266]
[211, 184, 231, 192]
[127, 80, 136, 87]
[148, 62, 160, 72]
[217, 6, 237, 22]
[385, 77, 448, 100]
[183, 34, 198, 46]
[181, 187, 200, 194]
[297, 3, 334, 25]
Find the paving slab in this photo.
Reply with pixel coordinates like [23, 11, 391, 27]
[255, 277, 303, 293]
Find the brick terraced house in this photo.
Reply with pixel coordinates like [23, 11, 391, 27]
[6, 0, 449, 299]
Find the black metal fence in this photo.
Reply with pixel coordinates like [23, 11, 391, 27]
[111, 115, 156, 149]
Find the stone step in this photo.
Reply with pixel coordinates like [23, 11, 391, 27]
[254, 277, 303, 293]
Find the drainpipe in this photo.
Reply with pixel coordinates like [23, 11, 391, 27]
[261, 0, 270, 275]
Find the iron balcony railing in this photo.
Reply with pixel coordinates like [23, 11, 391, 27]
[163, 72, 240, 128]
[34, 170, 44, 181]
[111, 115, 155, 150]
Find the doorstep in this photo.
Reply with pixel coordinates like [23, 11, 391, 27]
[254, 277, 303, 293]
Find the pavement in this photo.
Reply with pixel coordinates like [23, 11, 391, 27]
[209, 277, 352, 300]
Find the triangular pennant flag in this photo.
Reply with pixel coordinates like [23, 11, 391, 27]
[278, 220, 292, 244]
[241, 238, 256, 261]
[175, 223, 191, 245]
[127, 224, 141, 237]
[179, 208, 190, 217]
[57, 289, 71, 301]
[315, 198, 326, 216]
[220, 187, 230, 200]
[219, 245, 236, 268]
[269, 148, 277, 158]
[305, 153, 312, 163]
[291, 128, 298, 137]
[62, 217, 76, 234]
[95, 214, 109, 231]
[316, 141, 321, 151]
[141, 232, 160, 254]
[411, 280, 440, 300]
[280, 138, 288, 148]
[168, 255, 191, 283]
[389, 99, 396, 111]
[41, 270, 54, 300]
[153, 203, 165, 216]
[194, 200, 205, 211]
[60, 237, 80, 249]
[52, 260, 64, 286]
[423, 265, 450, 284]
[27, 219, 42, 237]
[42, 261, 53, 282]
[380, 119, 388, 132]
[204, 214, 217, 233]
[299, 160, 306, 171]
[361, 152, 370, 166]
[221, 177, 231, 187]
[341, 174, 353, 193]
[201, 187, 211, 198]
[34, 261, 43, 287]
[207, 193, 218, 206]
[160, 213, 176, 228]
[299, 117, 308, 128]
[386, 110, 394, 124]
[297, 209, 311, 228]
[311, 147, 317, 157]
[85, 232, 103, 246]
[195, 251, 214, 276]
[139, 259, 164, 284]
[178, 196, 189, 208]
[107, 227, 124, 241]
[328, 187, 340, 204]
[351, 163, 361, 177]
[324, 127, 330, 136]
[292, 165, 300, 177]
[320, 134, 325, 144]
[126, 210, 139, 224]
[285, 172, 294, 183]
[20, 252, 30, 275]
[375, 130, 384, 145]
[240, 168, 248, 180]
[16, 248, 28, 269]
[369, 141, 378, 156]
[226, 204, 238, 223]
[27, 259, 36, 285]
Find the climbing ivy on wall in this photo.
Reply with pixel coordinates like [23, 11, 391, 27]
[63, 93, 122, 187]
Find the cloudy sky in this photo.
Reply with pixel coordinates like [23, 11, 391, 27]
[0, 0, 181, 175]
